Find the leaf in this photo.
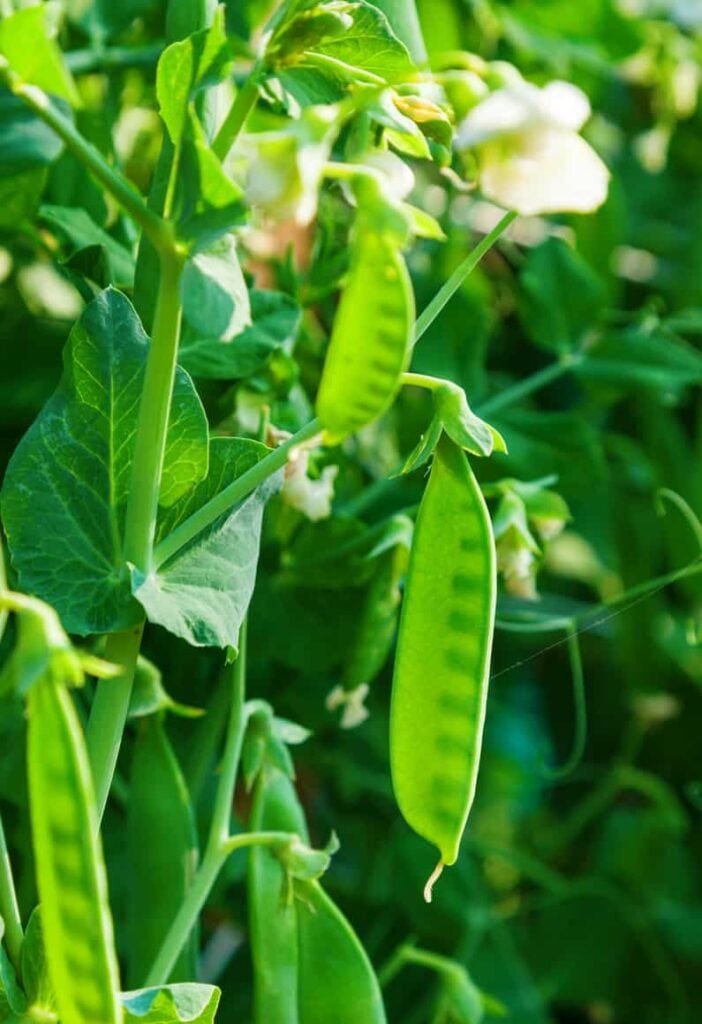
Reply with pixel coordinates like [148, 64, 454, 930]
[0, 90, 63, 174]
[1, 289, 209, 636]
[180, 289, 302, 379]
[0, 940, 26, 1019]
[127, 656, 203, 719]
[121, 984, 220, 1024]
[577, 326, 702, 393]
[173, 118, 246, 244]
[157, 9, 233, 149]
[131, 439, 281, 649]
[64, 0, 159, 43]
[40, 205, 135, 289]
[274, 0, 415, 103]
[518, 237, 606, 355]
[20, 909, 56, 1021]
[0, 5, 79, 105]
[127, 717, 199, 987]
[181, 235, 251, 343]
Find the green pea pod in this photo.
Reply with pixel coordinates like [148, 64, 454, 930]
[342, 541, 409, 693]
[316, 230, 414, 443]
[390, 435, 496, 894]
[296, 880, 387, 1024]
[127, 715, 199, 988]
[248, 765, 307, 1024]
[27, 676, 121, 1024]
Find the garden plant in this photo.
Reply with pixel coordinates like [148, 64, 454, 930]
[1, 0, 702, 1021]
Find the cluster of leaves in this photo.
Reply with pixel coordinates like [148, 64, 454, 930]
[0, 0, 701, 1023]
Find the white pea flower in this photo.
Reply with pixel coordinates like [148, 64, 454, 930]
[456, 78, 610, 216]
[326, 683, 370, 729]
[281, 444, 338, 522]
[496, 541, 539, 601]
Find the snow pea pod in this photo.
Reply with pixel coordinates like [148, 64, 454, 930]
[316, 229, 414, 442]
[127, 715, 198, 987]
[248, 765, 307, 1024]
[297, 880, 387, 1024]
[27, 676, 121, 1024]
[390, 435, 496, 894]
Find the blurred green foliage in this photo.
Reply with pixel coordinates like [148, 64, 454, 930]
[1, 1, 702, 1022]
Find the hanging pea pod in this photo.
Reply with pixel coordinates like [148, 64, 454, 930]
[296, 880, 387, 1024]
[248, 764, 307, 1024]
[316, 229, 414, 443]
[127, 714, 199, 987]
[27, 675, 121, 1024]
[390, 435, 496, 898]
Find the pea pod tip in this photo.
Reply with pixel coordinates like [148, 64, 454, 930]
[423, 859, 445, 903]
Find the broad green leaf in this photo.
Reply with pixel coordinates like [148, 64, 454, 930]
[181, 234, 251, 342]
[20, 909, 57, 1021]
[0, 91, 63, 174]
[518, 237, 606, 355]
[180, 290, 301, 379]
[0, 171, 46, 230]
[121, 984, 220, 1023]
[131, 439, 280, 648]
[1, 289, 209, 636]
[127, 717, 199, 987]
[40, 205, 135, 289]
[0, 5, 78, 105]
[310, 0, 414, 78]
[577, 326, 702, 392]
[171, 119, 246, 244]
[157, 8, 232, 148]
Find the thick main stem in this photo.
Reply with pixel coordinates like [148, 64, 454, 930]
[86, 625, 144, 825]
[123, 252, 185, 573]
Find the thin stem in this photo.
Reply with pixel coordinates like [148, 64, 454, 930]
[154, 418, 322, 567]
[212, 74, 260, 161]
[541, 627, 587, 779]
[146, 630, 294, 986]
[401, 371, 442, 391]
[86, 624, 144, 824]
[413, 211, 516, 345]
[144, 830, 294, 987]
[476, 353, 583, 417]
[123, 252, 185, 573]
[0, 815, 23, 971]
[0, 67, 173, 256]
[207, 625, 247, 855]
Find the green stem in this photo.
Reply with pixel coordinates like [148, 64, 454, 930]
[413, 211, 516, 345]
[207, 624, 247, 855]
[212, 73, 260, 161]
[0, 68, 173, 256]
[0, 815, 23, 971]
[476, 353, 583, 417]
[86, 624, 144, 824]
[154, 418, 322, 567]
[146, 632, 294, 985]
[65, 42, 164, 75]
[123, 252, 185, 573]
[144, 830, 294, 987]
[401, 371, 442, 391]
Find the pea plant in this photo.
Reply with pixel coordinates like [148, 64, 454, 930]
[1, 0, 701, 1022]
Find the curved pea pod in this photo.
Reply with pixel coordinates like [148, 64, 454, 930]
[316, 229, 414, 443]
[26, 676, 121, 1024]
[296, 880, 387, 1024]
[390, 435, 496, 895]
[127, 715, 199, 988]
[248, 765, 307, 1024]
